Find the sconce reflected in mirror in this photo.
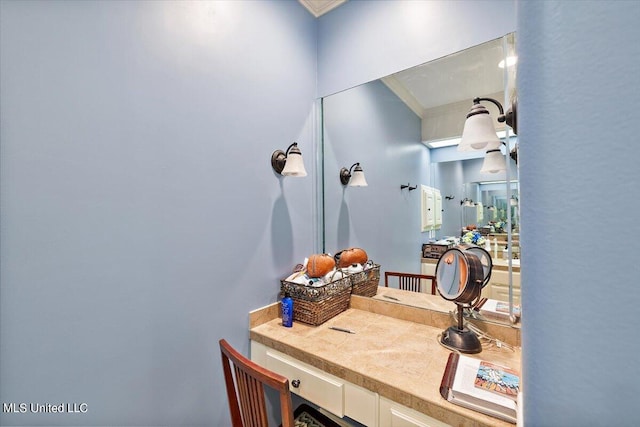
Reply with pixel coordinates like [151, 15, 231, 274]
[271, 142, 307, 177]
[458, 96, 518, 152]
[510, 195, 519, 206]
[340, 163, 368, 187]
[460, 198, 474, 207]
[510, 143, 518, 164]
[480, 145, 506, 174]
[445, 195, 455, 201]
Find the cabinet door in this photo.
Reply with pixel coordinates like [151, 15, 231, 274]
[421, 186, 435, 231]
[491, 283, 521, 305]
[345, 382, 378, 427]
[434, 191, 442, 229]
[421, 262, 437, 276]
[483, 269, 521, 305]
[379, 397, 451, 427]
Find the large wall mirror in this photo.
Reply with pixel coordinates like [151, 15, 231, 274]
[320, 33, 518, 323]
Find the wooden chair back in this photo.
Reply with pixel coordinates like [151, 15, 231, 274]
[384, 271, 437, 295]
[219, 339, 295, 427]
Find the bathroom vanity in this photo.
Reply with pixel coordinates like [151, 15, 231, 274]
[249, 290, 521, 427]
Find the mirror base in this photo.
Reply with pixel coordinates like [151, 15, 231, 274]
[440, 326, 482, 354]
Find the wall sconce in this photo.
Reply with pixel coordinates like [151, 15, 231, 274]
[445, 195, 455, 200]
[460, 198, 474, 207]
[480, 144, 506, 174]
[271, 142, 307, 177]
[510, 143, 518, 164]
[400, 183, 417, 191]
[340, 163, 368, 187]
[510, 195, 519, 206]
[457, 96, 517, 152]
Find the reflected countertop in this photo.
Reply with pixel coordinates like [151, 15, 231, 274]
[423, 256, 521, 272]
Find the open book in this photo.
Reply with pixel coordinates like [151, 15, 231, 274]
[440, 352, 519, 424]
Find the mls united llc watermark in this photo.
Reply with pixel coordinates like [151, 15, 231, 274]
[3, 402, 88, 414]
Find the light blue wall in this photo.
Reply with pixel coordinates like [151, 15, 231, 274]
[7, 1, 636, 426]
[432, 151, 518, 238]
[318, 0, 517, 97]
[0, 1, 316, 426]
[320, 0, 640, 425]
[322, 80, 427, 275]
[518, 1, 640, 425]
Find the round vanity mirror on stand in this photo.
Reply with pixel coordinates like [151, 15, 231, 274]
[436, 246, 492, 354]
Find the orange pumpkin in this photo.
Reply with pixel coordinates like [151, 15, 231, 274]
[307, 254, 336, 278]
[336, 247, 368, 268]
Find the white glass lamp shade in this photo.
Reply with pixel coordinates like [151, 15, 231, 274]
[480, 148, 506, 174]
[281, 148, 307, 177]
[458, 104, 501, 152]
[349, 165, 368, 187]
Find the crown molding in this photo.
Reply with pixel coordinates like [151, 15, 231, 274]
[298, 0, 347, 18]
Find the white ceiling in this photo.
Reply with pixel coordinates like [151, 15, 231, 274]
[387, 37, 506, 111]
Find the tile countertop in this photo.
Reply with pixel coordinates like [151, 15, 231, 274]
[250, 295, 521, 427]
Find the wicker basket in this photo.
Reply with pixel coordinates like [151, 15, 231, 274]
[348, 264, 380, 297]
[280, 274, 352, 326]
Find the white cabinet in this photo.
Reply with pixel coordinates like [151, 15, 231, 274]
[379, 397, 451, 427]
[251, 342, 452, 427]
[421, 186, 435, 231]
[251, 341, 377, 426]
[434, 191, 442, 229]
[422, 186, 442, 232]
[484, 268, 521, 305]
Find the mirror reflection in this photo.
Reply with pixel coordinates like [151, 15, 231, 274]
[321, 33, 518, 323]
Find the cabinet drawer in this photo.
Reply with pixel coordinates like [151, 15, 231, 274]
[265, 350, 345, 418]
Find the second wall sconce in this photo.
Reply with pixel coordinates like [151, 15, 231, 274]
[340, 163, 368, 187]
[271, 142, 307, 177]
[480, 145, 506, 174]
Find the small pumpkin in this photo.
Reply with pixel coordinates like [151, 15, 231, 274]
[335, 247, 368, 268]
[306, 254, 336, 278]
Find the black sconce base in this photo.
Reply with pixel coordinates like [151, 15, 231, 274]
[339, 167, 351, 185]
[271, 150, 286, 174]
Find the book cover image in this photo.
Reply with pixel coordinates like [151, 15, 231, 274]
[474, 361, 520, 400]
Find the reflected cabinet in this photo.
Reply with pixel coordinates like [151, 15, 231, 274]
[422, 259, 521, 305]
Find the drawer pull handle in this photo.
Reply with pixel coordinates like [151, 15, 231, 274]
[291, 379, 300, 388]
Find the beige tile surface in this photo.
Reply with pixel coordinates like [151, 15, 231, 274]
[250, 306, 521, 427]
[423, 257, 521, 272]
[360, 288, 521, 347]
